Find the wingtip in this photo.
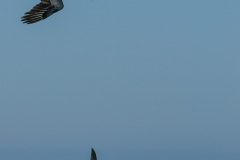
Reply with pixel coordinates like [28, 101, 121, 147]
[91, 148, 97, 160]
[91, 148, 96, 155]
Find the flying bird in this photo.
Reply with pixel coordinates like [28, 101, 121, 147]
[21, 0, 64, 24]
[91, 148, 97, 160]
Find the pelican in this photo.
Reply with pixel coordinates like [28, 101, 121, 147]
[91, 148, 97, 160]
[21, 0, 64, 24]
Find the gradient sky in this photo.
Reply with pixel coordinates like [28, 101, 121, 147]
[0, 0, 240, 160]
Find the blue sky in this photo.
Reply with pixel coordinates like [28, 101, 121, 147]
[0, 0, 240, 159]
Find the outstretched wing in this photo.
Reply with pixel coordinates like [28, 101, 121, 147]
[91, 148, 97, 160]
[21, 0, 64, 24]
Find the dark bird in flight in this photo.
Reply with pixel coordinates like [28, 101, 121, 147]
[21, 0, 64, 24]
[91, 148, 97, 160]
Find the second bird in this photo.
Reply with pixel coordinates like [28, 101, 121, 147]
[21, 0, 64, 24]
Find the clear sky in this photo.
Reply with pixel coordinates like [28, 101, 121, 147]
[0, 0, 240, 160]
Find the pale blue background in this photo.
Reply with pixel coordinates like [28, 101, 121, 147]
[0, 0, 240, 159]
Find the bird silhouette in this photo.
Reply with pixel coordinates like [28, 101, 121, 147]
[21, 0, 64, 24]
